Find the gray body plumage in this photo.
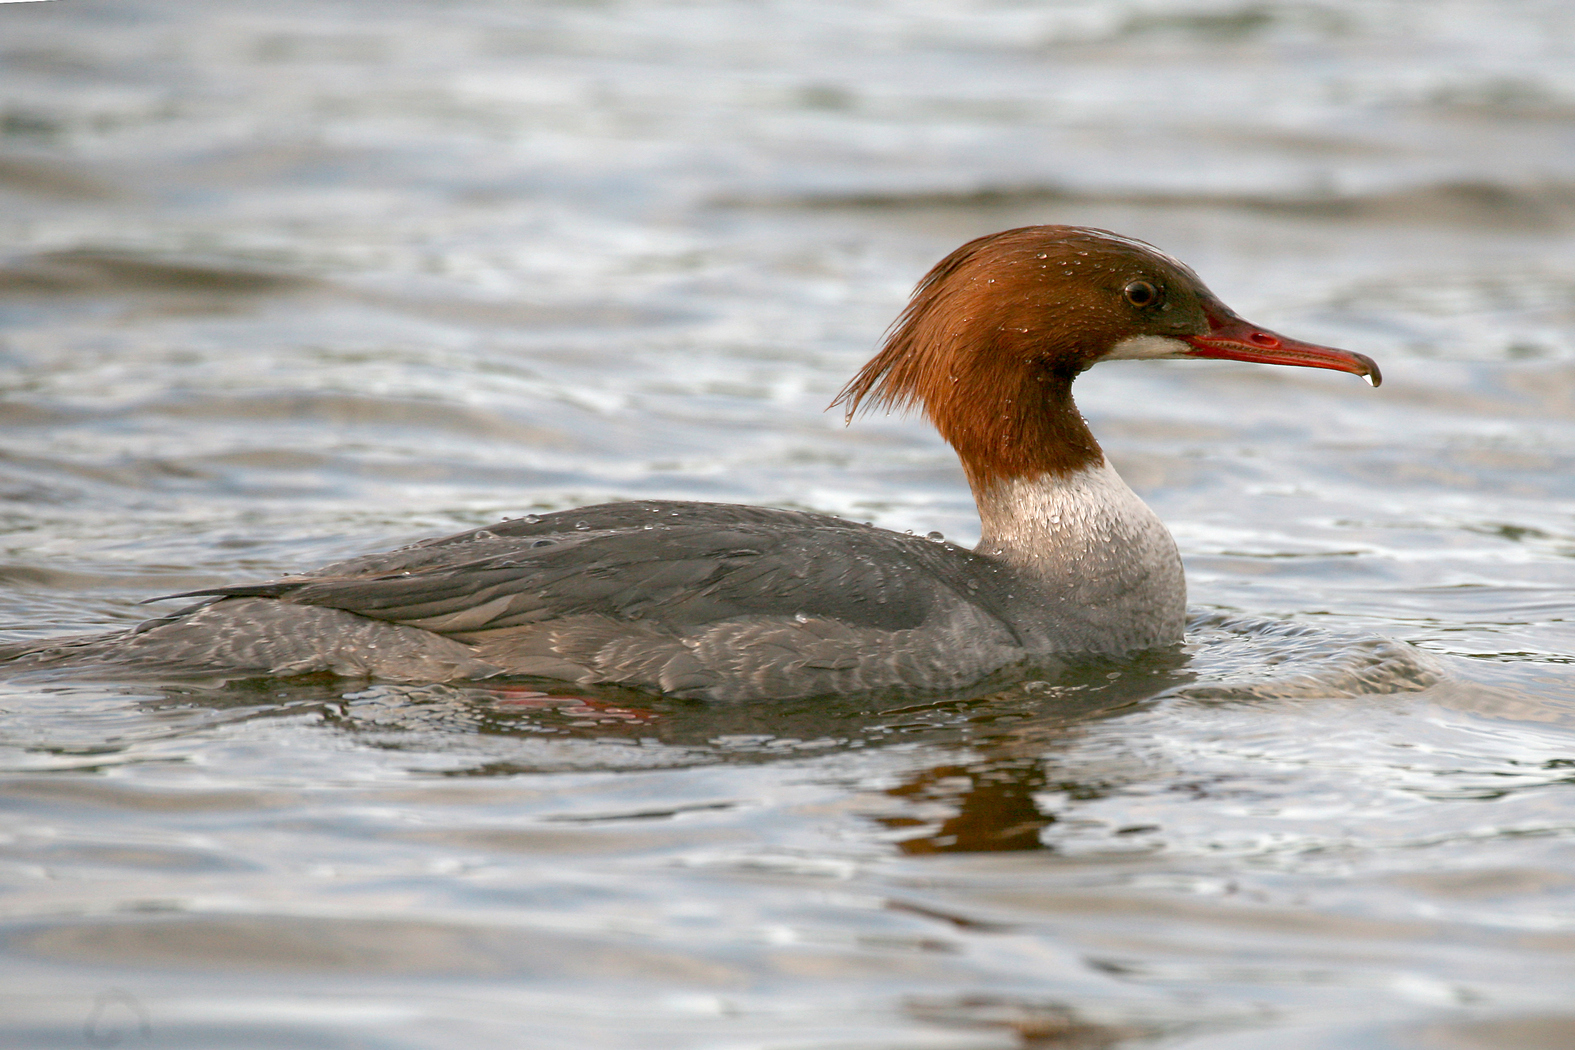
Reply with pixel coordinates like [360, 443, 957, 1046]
[4, 465, 1185, 701]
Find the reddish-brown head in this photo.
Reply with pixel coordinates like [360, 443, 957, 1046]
[833, 226, 1378, 491]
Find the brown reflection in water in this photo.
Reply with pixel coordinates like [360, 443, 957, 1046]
[884, 759, 1055, 853]
[907, 993, 1154, 1048]
[873, 659, 1187, 854]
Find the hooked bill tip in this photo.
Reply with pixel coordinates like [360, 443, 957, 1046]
[1354, 352, 1382, 388]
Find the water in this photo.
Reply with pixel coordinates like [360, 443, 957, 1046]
[2, 1, 1575, 1047]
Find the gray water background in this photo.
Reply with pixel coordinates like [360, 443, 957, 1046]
[2, 1, 1575, 1047]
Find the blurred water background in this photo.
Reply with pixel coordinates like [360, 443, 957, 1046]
[2, 1, 1575, 1047]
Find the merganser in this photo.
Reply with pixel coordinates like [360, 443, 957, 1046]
[6, 227, 1378, 700]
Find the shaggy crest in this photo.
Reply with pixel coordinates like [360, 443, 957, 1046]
[830, 225, 1160, 488]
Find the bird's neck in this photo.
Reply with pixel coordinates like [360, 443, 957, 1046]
[972, 457, 1187, 651]
[931, 364, 1103, 492]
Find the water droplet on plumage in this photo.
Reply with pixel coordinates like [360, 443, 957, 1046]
[575, 521, 589, 530]
[926, 531, 943, 541]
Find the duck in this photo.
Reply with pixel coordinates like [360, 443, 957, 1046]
[5, 226, 1379, 701]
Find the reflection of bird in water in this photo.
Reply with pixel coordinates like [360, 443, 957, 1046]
[884, 758, 1057, 853]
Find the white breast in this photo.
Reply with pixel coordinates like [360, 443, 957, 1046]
[974, 459, 1187, 652]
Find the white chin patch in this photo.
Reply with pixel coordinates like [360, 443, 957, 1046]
[1101, 334, 1194, 361]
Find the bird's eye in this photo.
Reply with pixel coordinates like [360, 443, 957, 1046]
[1123, 280, 1161, 308]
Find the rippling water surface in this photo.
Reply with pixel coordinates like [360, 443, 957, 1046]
[3, 2, 1575, 1047]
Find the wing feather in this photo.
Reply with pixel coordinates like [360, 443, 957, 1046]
[161, 501, 1019, 641]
